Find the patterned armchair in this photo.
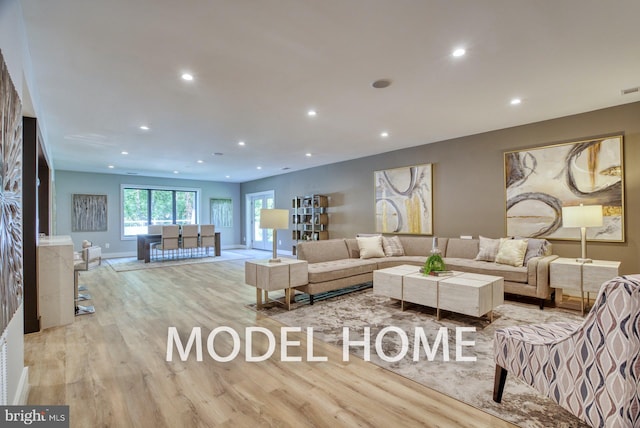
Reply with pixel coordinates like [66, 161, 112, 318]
[493, 275, 640, 428]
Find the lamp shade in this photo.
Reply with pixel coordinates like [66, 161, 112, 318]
[259, 209, 289, 230]
[562, 205, 603, 228]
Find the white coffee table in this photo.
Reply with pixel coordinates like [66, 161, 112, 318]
[374, 265, 504, 322]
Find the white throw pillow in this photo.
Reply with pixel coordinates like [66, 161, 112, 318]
[475, 236, 500, 262]
[382, 236, 405, 257]
[495, 238, 528, 267]
[357, 236, 385, 259]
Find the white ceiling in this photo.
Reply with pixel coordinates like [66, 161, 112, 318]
[20, 0, 640, 183]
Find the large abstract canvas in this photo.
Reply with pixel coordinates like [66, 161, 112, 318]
[505, 136, 624, 241]
[375, 163, 432, 235]
[72, 194, 108, 232]
[0, 49, 23, 336]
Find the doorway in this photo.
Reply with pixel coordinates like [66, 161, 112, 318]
[246, 191, 275, 250]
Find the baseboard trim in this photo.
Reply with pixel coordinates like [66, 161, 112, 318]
[12, 367, 29, 405]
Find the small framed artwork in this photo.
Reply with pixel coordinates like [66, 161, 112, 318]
[504, 135, 624, 242]
[72, 194, 108, 232]
[375, 163, 433, 235]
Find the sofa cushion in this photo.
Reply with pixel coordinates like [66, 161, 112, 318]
[375, 256, 426, 270]
[345, 238, 360, 258]
[445, 238, 480, 259]
[307, 259, 378, 283]
[357, 236, 385, 259]
[444, 258, 528, 283]
[475, 236, 500, 262]
[382, 236, 405, 256]
[297, 239, 350, 264]
[397, 236, 441, 256]
[495, 238, 528, 267]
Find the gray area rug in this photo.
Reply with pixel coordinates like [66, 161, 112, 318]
[106, 250, 269, 272]
[264, 288, 589, 428]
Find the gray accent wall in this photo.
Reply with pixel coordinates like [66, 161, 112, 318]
[241, 101, 640, 274]
[54, 171, 241, 255]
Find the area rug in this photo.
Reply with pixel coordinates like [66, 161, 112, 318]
[262, 288, 589, 428]
[106, 250, 265, 272]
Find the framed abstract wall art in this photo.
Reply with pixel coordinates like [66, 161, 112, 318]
[1, 49, 23, 336]
[210, 198, 233, 228]
[72, 194, 108, 232]
[504, 135, 624, 241]
[375, 163, 433, 235]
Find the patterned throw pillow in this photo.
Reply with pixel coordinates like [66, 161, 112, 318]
[475, 236, 500, 262]
[523, 238, 550, 265]
[382, 236, 405, 257]
[357, 236, 385, 259]
[495, 238, 529, 267]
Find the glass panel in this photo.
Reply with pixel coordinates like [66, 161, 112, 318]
[266, 196, 274, 243]
[123, 188, 149, 236]
[151, 190, 173, 226]
[253, 199, 263, 243]
[176, 191, 197, 225]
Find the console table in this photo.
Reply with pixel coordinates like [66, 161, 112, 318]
[136, 232, 221, 262]
[550, 258, 621, 315]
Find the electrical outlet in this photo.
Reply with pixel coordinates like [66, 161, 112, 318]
[105, 243, 110, 249]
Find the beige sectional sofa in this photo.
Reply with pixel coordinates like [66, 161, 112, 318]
[295, 236, 557, 308]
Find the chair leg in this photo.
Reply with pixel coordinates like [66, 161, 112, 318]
[493, 365, 508, 403]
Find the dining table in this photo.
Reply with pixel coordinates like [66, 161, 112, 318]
[136, 232, 221, 263]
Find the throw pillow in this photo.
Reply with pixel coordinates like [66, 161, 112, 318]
[357, 236, 385, 259]
[475, 236, 500, 262]
[495, 238, 528, 267]
[382, 236, 405, 257]
[522, 238, 550, 265]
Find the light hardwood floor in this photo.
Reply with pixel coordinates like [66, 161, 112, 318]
[25, 254, 517, 428]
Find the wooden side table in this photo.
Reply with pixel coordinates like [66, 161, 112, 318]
[245, 259, 308, 310]
[550, 258, 621, 315]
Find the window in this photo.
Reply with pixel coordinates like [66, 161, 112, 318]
[121, 185, 200, 238]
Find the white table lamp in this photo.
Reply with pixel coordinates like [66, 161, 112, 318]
[561, 204, 603, 263]
[259, 209, 289, 262]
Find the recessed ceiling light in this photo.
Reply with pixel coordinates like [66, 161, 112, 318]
[305, 153, 312, 157]
[372, 79, 392, 89]
[139, 125, 149, 131]
[380, 132, 389, 138]
[510, 98, 522, 105]
[452, 48, 466, 57]
[257, 166, 262, 170]
[225, 175, 231, 178]
[108, 165, 114, 169]
[197, 160, 204, 164]
[181, 73, 194, 81]
[238, 141, 245, 146]
[173, 170, 179, 174]
[121, 151, 128, 155]
[307, 110, 317, 117]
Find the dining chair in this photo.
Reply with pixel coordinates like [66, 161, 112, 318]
[199, 224, 216, 256]
[181, 224, 199, 257]
[152, 225, 180, 260]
